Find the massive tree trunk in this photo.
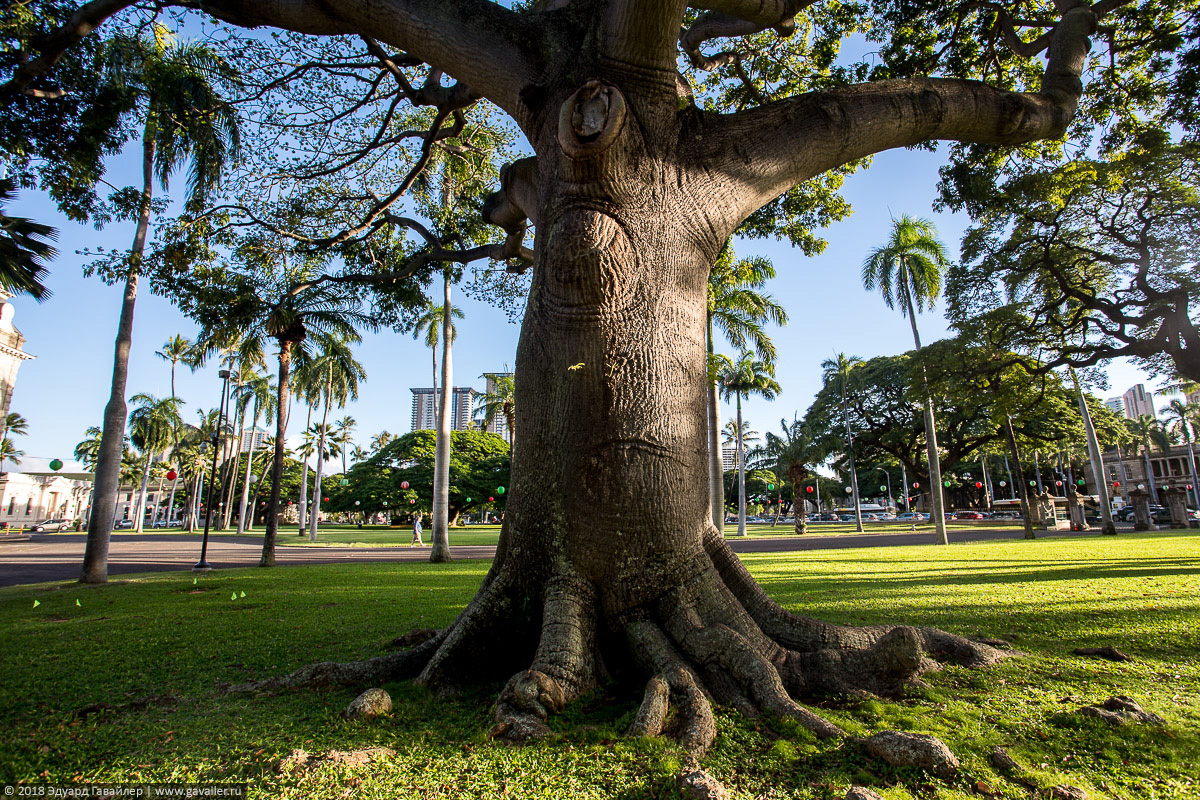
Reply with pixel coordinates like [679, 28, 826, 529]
[202, 0, 1104, 758]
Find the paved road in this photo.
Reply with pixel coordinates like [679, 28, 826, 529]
[0, 526, 1118, 588]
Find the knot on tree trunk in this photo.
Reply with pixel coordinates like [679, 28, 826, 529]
[557, 80, 627, 158]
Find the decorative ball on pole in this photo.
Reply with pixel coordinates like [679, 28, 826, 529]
[975, 481, 983, 489]
[400, 481, 410, 489]
[49, 459, 63, 472]
[879, 484, 887, 492]
[913, 482, 920, 489]
[943, 481, 951, 488]
[165, 469, 178, 481]
[767, 484, 775, 491]
[999, 481, 1007, 487]
[355, 500, 360, 506]
[805, 486, 813, 493]
[844, 487, 852, 495]
[409, 499, 416, 505]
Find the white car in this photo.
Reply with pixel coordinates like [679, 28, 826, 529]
[30, 519, 72, 532]
[895, 512, 926, 521]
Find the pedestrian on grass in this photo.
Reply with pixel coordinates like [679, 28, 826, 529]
[411, 513, 424, 546]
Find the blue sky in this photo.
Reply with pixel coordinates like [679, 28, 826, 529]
[9, 129, 1154, 472]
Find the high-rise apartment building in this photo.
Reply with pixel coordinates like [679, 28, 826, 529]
[1121, 383, 1155, 419]
[481, 372, 514, 443]
[241, 427, 269, 453]
[410, 387, 477, 432]
[1104, 397, 1124, 416]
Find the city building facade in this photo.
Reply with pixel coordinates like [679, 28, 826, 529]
[481, 372, 514, 443]
[0, 468, 92, 527]
[1120, 383, 1155, 419]
[410, 387, 478, 432]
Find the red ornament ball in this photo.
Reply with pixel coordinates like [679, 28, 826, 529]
[400, 481, 410, 489]
[409, 499, 416, 504]
[166, 470, 178, 481]
[489, 496, 494, 502]
[1113, 481, 1121, 488]
[1056, 480, 1063, 486]
[975, 481, 983, 488]
[323, 497, 329, 502]
[913, 482, 920, 489]
[805, 486, 813, 494]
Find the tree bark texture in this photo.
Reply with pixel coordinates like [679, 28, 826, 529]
[81, 113, 156, 584]
[297, 403, 312, 535]
[309, 387, 331, 542]
[430, 269, 453, 562]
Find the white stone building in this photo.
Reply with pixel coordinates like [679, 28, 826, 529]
[0, 466, 93, 528]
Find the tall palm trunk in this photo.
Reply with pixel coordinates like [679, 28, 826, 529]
[223, 399, 247, 530]
[134, 452, 152, 533]
[1072, 370, 1116, 534]
[237, 407, 260, 534]
[736, 393, 747, 538]
[261, 339, 293, 567]
[839, 378, 864, 533]
[309, 384, 332, 541]
[431, 269, 453, 563]
[149, 474, 164, 527]
[707, 314, 724, 531]
[165, 474, 179, 527]
[81, 112, 157, 584]
[297, 403, 312, 535]
[901, 277, 947, 545]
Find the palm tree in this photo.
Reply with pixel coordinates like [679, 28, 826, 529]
[1163, 399, 1200, 508]
[861, 214, 951, 544]
[332, 416, 356, 475]
[0, 412, 29, 472]
[369, 431, 394, 453]
[82, 29, 241, 584]
[350, 444, 369, 465]
[74, 427, 104, 471]
[752, 415, 819, 535]
[188, 245, 372, 565]
[475, 372, 515, 446]
[127, 393, 184, 533]
[412, 299, 463, 402]
[718, 354, 780, 537]
[1127, 415, 1170, 505]
[0, 178, 55, 301]
[414, 291, 464, 564]
[821, 353, 865, 533]
[235, 372, 277, 534]
[0, 437, 24, 471]
[304, 340, 364, 541]
[155, 335, 194, 399]
[706, 245, 787, 530]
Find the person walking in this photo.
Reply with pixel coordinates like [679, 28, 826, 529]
[411, 513, 424, 547]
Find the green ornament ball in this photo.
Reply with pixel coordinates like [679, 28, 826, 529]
[496, 486, 506, 494]
[49, 459, 63, 471]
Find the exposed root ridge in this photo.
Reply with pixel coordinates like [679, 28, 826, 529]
[702, 524, 1014, 671]
[221, 631, 444, 694]
[491, 669, 566, 743]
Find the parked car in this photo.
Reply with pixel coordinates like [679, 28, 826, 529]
[113, 519, 134, 530]
[1116, 505, 1165, 522]
[30, 519, 72, 532]
[953, 511, 985, 520]
[895, 512, 925, 521]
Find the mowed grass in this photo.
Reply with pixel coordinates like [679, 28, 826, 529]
[0, 532, 1196, 799]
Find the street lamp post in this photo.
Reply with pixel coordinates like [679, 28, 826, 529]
[875, 467, 893, 511]
[194, 369, 232, 572]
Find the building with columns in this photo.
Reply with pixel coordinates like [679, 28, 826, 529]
[0, 465, 93, 527]
[0, 291, 34, 428]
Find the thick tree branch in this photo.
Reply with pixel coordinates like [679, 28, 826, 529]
[690, 5, 1099, 231]
[600, 0, 688, 82]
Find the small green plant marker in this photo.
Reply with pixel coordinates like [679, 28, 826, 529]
[231, 591, 238, 600]
[193, 577, 197, 585]
[32, 600, 40, 608]
[75, 599, 81, 607]
[239, 591, 246, 598]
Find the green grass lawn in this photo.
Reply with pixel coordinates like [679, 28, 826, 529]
[124, 520, 1023, 549]
[1, 532, 1196, 798]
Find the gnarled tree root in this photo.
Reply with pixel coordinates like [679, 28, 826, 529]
[220, 630, 445, 694]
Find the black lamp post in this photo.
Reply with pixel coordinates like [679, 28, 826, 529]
[194, 368, 232, 572]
